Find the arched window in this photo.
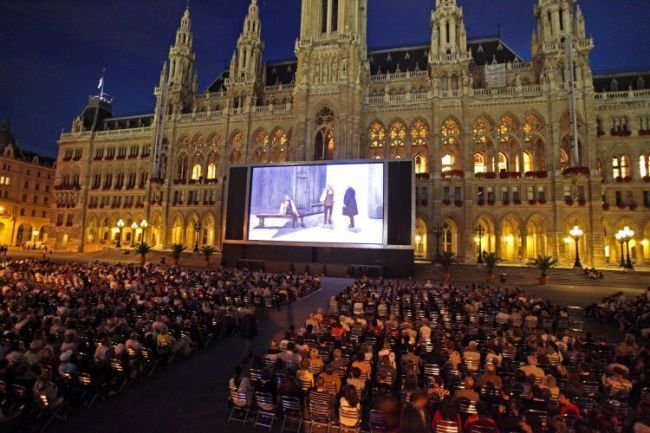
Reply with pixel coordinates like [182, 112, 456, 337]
[441, 118, 460, 146]
[176, 155, 188, 180]
[252, 129, 269, 163]
[441, 154, 454, 173]
[497, 152, 508, 172]
[523, 151, 533, 173]
[414, 154, 428, 174]
[368, 122, 386, 148]
[474, 153, 486, 173]
[639, 155, 649, 178]
[410, 120, 429, 147]
[191, 164, 202, 180]
[207, 163, 217, 180]
[498, 115, 518, 144]
[442, 223, 454, 253]
[613, 155, 630, 178]
[560, 149, 569, 171]
[315, 107, 335, 160]
[388, 121, 407, 148]
[271, 128, 288, 162]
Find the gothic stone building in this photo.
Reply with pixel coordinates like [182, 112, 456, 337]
[53, 0, 650, 267]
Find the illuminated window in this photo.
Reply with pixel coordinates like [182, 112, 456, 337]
[441, 118, 460, 146]
[497, 152, 508, 172]
[368, 122, 386, 148]
[191, 164, 202, 180]
[271, 128, 288, 162]
[498, 115, 518, 144]
[523, 151, 533, 172]
[253, 129, 269, 163]
[612, 155, 630, 178]
[523, 114, 545, 143]
[640, 155, 649, 178]
[410, 120, 429, 147]
[388, 121, 407, 147]
[560, 149, 570, 170]
[207, 163, 217, 180]
[414, 154, 428, 174]
[473, 116, 493, 143]
[441, 154, 454, 172]
[474, 153, 486, 173]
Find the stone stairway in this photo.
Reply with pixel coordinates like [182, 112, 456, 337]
[415, 262, 650, 288]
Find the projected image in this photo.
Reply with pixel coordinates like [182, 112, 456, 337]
[248, 163, 384, 244]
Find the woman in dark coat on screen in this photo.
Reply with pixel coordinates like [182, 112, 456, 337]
[343, 186, 358, 228]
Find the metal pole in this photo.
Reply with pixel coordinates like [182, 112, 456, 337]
[619, 241, 625, 267]
[573, 238, 582, 268]
[625, 240, 633, 269]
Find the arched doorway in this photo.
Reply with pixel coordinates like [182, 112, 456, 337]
[474, 215, 496, 258]
[171, 215, 184, 245]
[525, 215, 548, 259]
[15, 224, 33, 246]
[415, 218, 427, 258]
[202, 213, 216, 247]
[499, 215, 521, 261]
[314, 107, 335, 160]
[442, 219, 459, 256]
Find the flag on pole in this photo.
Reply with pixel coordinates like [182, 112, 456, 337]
[97, 69, 105, 91]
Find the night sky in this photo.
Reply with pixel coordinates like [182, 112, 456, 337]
[1, 0, 649, 158]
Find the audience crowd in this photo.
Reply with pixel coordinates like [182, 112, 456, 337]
[0, 259, 320, 431]
[230, 279, 650, 433]
[585, 289, 650, 337]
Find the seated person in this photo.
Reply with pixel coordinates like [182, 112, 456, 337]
[346, 367, 366, 395]
[464, 401, 499, 432]
[476, 363, 502, 390]
[318, 364, 342, 396]
[452, 376, 479, 402]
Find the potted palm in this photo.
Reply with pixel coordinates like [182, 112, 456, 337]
[170, 243, 186, 266]
[437, 251, 456, 284]
[201, 245, 216, 267]
[484, 252, 501, 284]
[528, 255, 558, 285]
[134, 242, 152, 266]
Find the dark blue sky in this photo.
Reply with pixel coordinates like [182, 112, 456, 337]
[1, 0, 649, 158]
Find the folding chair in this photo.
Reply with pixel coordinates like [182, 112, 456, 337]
[338, 404, 361, 433]
[369, 409, 388, 433]
[309, 393, 333, 433]
[434, 420, 460, 433]
[228, 387, 251, 424]
[280, 396, 303, 433]
[254, 391, 277, 431]
[34, 392, 66, 433]
[78, 373, 99, 408]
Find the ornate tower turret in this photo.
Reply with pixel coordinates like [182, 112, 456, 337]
[428, 0, 472, 94]
[166, 6, 196, 94]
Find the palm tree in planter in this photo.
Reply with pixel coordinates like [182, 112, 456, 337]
[484, 252, 501, 284]
[438, 251, 456, 284]
[201, 245, 216, 267]
[134, 242, 152, 266]
[170, 243, 186, 266]
[528, 255, 559, 285]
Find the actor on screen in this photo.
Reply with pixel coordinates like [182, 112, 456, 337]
[279, 195, 302, 228]
[343, 186, 358, 228]
[320, 184, 335, 225]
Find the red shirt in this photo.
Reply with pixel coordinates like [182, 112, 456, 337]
[559, 403, 581, 417]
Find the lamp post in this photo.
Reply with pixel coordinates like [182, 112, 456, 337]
[474, 224, 486, 264]
[569, 225, 584, 268]
[116, 219, 125, 248]
[131, 222, 138, 246]
[615, 231, 626, 268]
[618, 226, 635, 270]
[432, 223, 443, 259]
[193, 222, 202, 252]
[140, 219, 148, 244]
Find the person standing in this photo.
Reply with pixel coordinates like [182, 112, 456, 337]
[241, 306, 258, 363]
[343, 186, 358, 228]
[320, 184, 334, 225]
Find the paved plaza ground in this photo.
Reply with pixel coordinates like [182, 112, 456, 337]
[3, 248, 648, 433]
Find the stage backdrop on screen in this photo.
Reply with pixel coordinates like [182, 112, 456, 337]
[247, 162, 385, 245]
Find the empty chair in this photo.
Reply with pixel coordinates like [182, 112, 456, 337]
[228, 386, 251, 424]
[280, 396, 302, 433]
[308, 392, 334, 433]
[254, 391, 277, 431]
[369, 409, 388, 433]
[435, 420, 460, 433]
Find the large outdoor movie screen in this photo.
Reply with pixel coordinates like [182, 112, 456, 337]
[247, 162, 385, 245]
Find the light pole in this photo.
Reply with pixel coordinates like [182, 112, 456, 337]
[140, 219, 148, 244]
[432, 223, 443, 259]
[615, 231, 626, 268]
[193, 222, 202, 252]
[618, 226, 635, 270]
[116, 219, 125, 248]
[131, 222, 138, 246]
[569, 225, 584, 269]
[474, 224, 486, 264]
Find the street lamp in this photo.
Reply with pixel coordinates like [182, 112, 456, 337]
[193, 222, 202, 252]
[474, 224, 486, 264]
[131, 222, 139, 245]
[140, 219, 148, 244]
[615, 231, 626, 268]
[569, 225, 584, 268]
[116, 219, 125, 248]
[432, 223, 443, 259]
[617, 226, 635, 270]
